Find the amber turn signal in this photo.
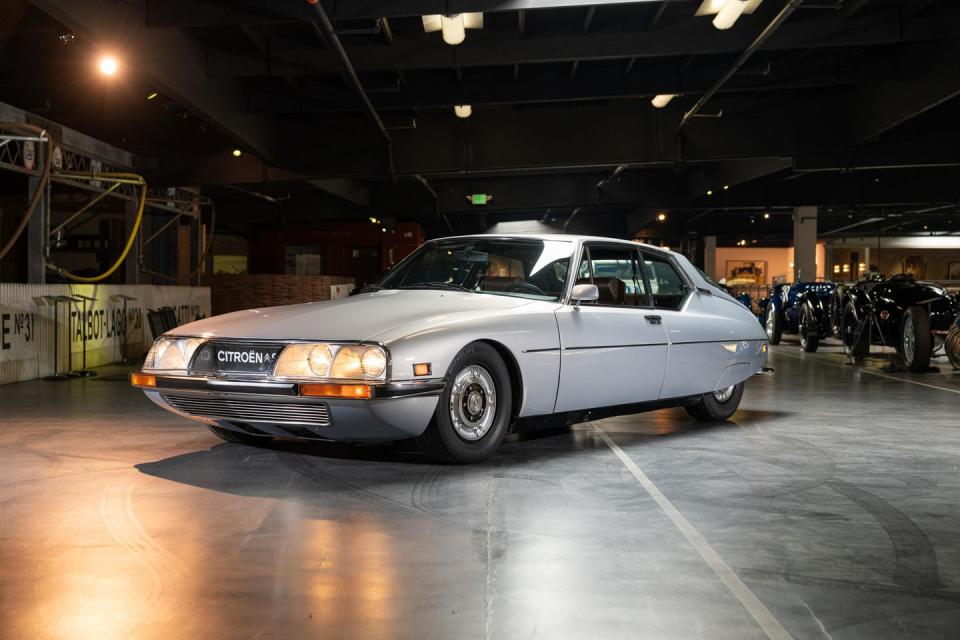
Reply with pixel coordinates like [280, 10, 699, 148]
[413, 363, 432, 376]
[300, 383, 372, 399]
[130, 372, 156, 388]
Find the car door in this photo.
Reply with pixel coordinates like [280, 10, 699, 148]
[554, 243, 668, 412]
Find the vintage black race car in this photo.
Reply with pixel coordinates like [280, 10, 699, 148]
[832, 273, 959, 371]
[761, 281, 837, 352]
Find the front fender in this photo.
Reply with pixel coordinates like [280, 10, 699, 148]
[373, 301, 562, 417]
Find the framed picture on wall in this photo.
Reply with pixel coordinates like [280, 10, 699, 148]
[725, 260, 767, 285]
[901, 256, 924, 279]
[947, 262, 960, 280]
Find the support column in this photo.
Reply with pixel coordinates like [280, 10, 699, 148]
[792, 206, 817, 282]
[703, 236, 717, 280]
[124, 198, 139, 284]
[26, 146, 49, 284]
[177, 219, 192, 285]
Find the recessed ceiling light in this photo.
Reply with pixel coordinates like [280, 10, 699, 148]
[232, 149, 242, 157]
[657, 212, 667, 222]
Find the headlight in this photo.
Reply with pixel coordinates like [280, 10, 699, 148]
[361, 347, 387, 378]
[274, 343, 387, 381]
[143, 337, 205, 371]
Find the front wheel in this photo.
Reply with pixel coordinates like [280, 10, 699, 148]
[842, 302, 869, 362]
[765, 305, 783, 345]
[415, 342, 512, 463]
[900, 306, 932, 372]
[798, 303, 820, 353]
[685, 382, 744, 422]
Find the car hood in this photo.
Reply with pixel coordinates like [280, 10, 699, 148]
[166, 289, 537, 342]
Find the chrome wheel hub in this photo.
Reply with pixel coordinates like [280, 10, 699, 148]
[713, 385, 735, 403]
[449, 365, 497, 441]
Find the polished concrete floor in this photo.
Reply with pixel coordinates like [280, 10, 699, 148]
[2, 342, 960, 639]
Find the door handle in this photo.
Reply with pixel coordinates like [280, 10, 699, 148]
[644, 315, 662, 325]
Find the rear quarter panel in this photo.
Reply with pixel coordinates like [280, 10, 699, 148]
[660, 254, 769, 398]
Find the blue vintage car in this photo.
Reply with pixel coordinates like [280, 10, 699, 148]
[760, 281, 837, 352]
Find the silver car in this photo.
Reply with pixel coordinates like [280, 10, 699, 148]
[132, 234, 770, 463]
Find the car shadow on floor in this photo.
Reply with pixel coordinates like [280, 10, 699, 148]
[134, 407, 795, 509]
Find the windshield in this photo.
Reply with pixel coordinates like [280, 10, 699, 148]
[378, 238, 574, 301]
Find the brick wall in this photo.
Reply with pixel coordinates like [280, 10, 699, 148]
[203, 274, 355, 316]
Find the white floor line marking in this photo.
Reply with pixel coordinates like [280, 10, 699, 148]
[774, 349, 960, 396]
[596, 427, 794, 640]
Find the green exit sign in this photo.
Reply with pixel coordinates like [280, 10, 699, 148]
[469, 193, 491, 205]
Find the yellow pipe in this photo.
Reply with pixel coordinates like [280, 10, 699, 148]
[47, 173, 147, 283]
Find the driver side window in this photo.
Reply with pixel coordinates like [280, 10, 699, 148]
[577, 245, 650, 307]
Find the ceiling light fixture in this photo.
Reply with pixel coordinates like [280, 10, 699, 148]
[651, 94, 677, 109]
[713, 0, 748, 30]
[454, 104, 472, 118]
[695, 0, 763, 30]
[422, 12, 483, 46]
[763, 212, 771, 220]
[146, 92, 158, 100]
[98, 55, 118, 76]
[232, 149, 242, 157]
[657, 212, 667, 222]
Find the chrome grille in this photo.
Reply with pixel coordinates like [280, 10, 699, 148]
[162, 394, 330, 426]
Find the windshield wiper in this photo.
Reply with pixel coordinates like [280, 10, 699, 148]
[352, 283, 386, 295]
[400, 281, 473, 292]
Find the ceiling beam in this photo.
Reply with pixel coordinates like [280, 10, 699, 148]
[849, 38, 960, 144]
[143, 0, 662, 26]
[245, 56, 874, 114]
[686, 158, 794, 197]
[201, 7, 940, 77]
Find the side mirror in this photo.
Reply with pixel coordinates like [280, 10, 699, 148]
[571, 283, 599, 308]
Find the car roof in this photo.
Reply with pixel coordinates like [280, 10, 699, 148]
[427, 233, 677, 256]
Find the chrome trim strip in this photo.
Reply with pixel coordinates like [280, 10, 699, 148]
[144, 374, 444, 399]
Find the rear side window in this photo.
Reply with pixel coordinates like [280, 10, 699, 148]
[643, 252, 688, 310]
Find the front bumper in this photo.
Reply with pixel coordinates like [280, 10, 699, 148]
[137, 374, 442, 442]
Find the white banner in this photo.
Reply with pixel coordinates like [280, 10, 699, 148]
[0, 284, 210, 385]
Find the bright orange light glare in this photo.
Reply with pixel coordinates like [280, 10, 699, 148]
[130, 373, 156, 387]
[98, 56, 118, 76]
[301, 383, 372, 399]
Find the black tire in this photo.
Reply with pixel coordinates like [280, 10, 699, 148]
[765, 304, 783, 345]
[946, 324, 960, 371]
[798, 303, 820, 353]
[415, 342, 512, 463]
[685, 382, 745, 422]
[207, 425, 273, 446]
[900, 306, 932, 372]
[842, 301, 869, 362]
